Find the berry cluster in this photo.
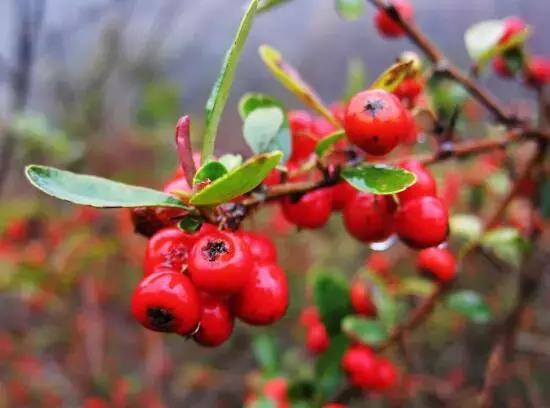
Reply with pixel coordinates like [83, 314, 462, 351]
[131, 208, 288, 347]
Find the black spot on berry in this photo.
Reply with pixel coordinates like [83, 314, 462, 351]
[202, 239, 228, 262]
[147, 307, 174, 330]
[364, 99, 385, 118]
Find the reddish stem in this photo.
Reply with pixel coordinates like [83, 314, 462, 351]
[175, 115, 196, 188]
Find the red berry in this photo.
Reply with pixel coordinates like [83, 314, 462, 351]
[233, 262, 289, 325]
[401, 108, 418, 144]
[324, 405, 347, 408]
[393, 77, 424, 101]
[306, 323, 330, 354]
[344, 89, 407, 155]
[350, 280, 377, 316]
[238, 231, 278, 263]
[193, 293, 234, 347]
[372, 358, 398, 391]
[163, 177, 190, 195]
[395, 196, 449, 249]
[299, 306, 321, 328]
[397, 159, 437, 204]
[499, 16, 526, 45]
[130, 271, 201, 335]
[341, 344, 378, 388]
[524, 56, 550, 86]
[188, 231, 252, 295]
[374, 0, 414, 38]
[312, 116, 336, 137]
[263, 377, 289, 402]
[343, 193, 396, 243]
[288, 110, 317, 162]
[330, 182, 358, 211]
[281, 188, 333, 229]
[417, 247, 456, 282]
[492, 56, 514, 78]
[366, 252, 391, 275]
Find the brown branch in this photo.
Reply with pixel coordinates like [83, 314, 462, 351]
[366, 0, 517, 125]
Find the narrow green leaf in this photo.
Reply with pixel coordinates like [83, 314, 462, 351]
[397, 277, 436, 297]
[202, 0, 259, 162]
[464, 20, 505, 63]
[370, 60, 414, 92]
[336, 0, 365, 21]
[218, 154, 243, 171]
[257, 0, 292, 13]
[446, 290, 492, 323]
[252, 333, 279, 376]
[239, 93, 284, 119]
[259, 45, 339, 127]
[25, 165, 188, 209]
[341, 164, 416, 195]
[342, 316, 388, 346]
[190, 151, 282, 205]
[193, 161, 228, 185]
[243, 106, 291, 160]
[315, 129, 346, 157]
[314, 334, 349, 399]
[313, 271, 353, 336]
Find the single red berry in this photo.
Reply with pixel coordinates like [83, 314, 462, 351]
[263, 377, 289, 403]
[281, 188, 333, 229]
[350, 280, 377, 317]
[343, 193, 396, 243]
[299, 306, 321, 328]
[366, 252, 391, 275]
[499, 16, 526, 45]
[341, 344, 378, 388]
[393, 77, 424, 101]
[417, 247, 456, 282]
[193, 293, 234, 347]
[288, 110, 317, 162]
[344, 89, 407, 155]
[395, 196, 449, 249]
[401, 108, 418, 145]
[524, 56, 550, 86]
[306, 322, 330, 354]
[374, 0, 414, 38]
[233, 262, 288, 325]
[130, 271, 201, 335]
[372, 358, 398, 391]
[312, 116, 336, 137]
[238, 231, 278, 263]
[492, 56, 514, 78]
[331, 182, 358, 211]
[188, 231, 252, 295]
[397, 159, 437, 204]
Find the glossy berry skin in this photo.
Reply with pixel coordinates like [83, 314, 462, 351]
[397, 160, 437, 204]
[344, 89, 407, 156]
[281, 188, 333, 229]
[393, 77, 424, 101]
[499, 16, 526, 45]
[524, 56, 550, 86]
[131, 271, 201, 335]
[417, 247, 456, 282]
[492, 56, 514, 78]
[288, 110, 316, 163]
[372, 358, 398, 391]
[193, 293, 234, 347]
[374, 0, 414, 38]
[341, 344, 378, 388]
[233, 262, 288, 325]
[188, 231, 252, 295]
[350, 280, 377, 317]
[331, 182, 358, 211]
[401, 108, 417, 144]
[306, 323, 330, 354]
[395, 196, 449, 249]
[238, 231, 278, 263]
[343, 193, 396, 243]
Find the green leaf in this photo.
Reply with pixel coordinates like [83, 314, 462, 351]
[247, 397, 277, 408]
[314, 334, 349, 399]
[335, 0, 364, 21]
[397, 277, 436, 296]
[25, 165, 188, 209]
[202, 0, 259, 162]
[218, 154, 243, 171]
[239, 93, 284, 119]
[259, 45, 338, 127]
[190, 151, 282, 205]
[446, 290, 491, 323]
[178, 215, 203, 233]
[243, 106, 291, 161]
[481, 227, 530, 268]
[257, 0, 292, 13]
[252, 333, 279, 376]
[313, 271, 353, 336]
[315, 130, 345, 157]
[341, 164, 416, 195]
[341, 316, 388, 346]
[370, 60, 414, 92]
[193, 161, 228, 185]
[343, 58, 367, 101]
[450, 214, 482, 241]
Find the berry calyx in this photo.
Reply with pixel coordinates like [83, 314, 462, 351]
[374, 0, 414, 38]
[130, 271, 201, 335]
[417, 247, 457, 282]
[344, 89, 407, 156]
[397, 159, 437, 204]
[232, 262, 289, 325]
[281, 188, 333, 229]
[395, 196, 449, 249]
[330, 182, 358, 211]
[350, 280, 377, 317]
[193, 293, 234, 347]
[238, 231, 278, 263]
[306, 322, 330, 354]
[188, 231, 252, 295]
[343, 193, 396, 243]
